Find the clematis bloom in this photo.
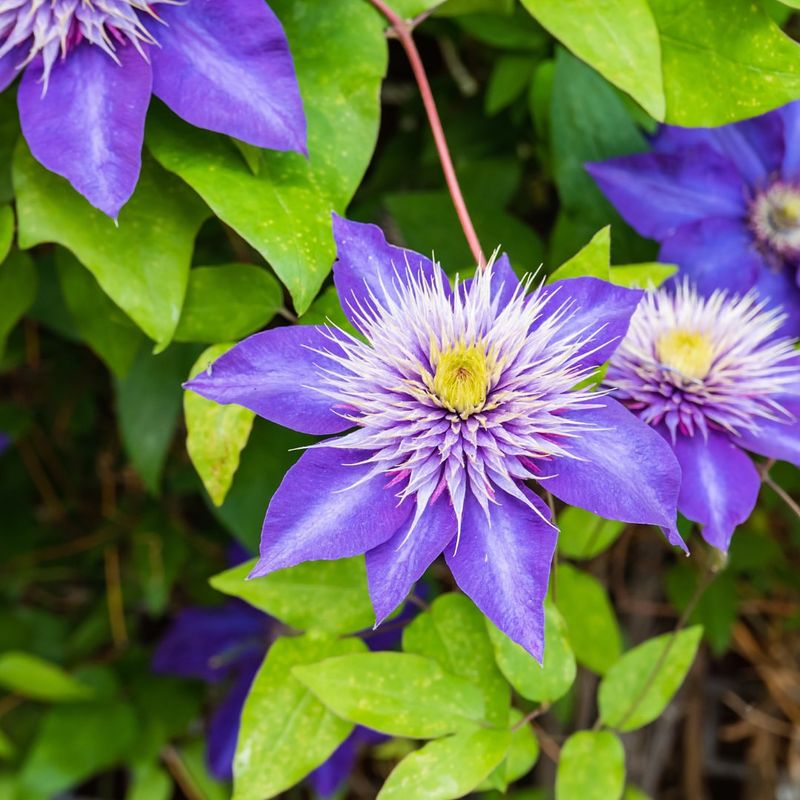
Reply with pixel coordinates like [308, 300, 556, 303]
[0, 0, 306, 217]
[605, 282, 800, 551]
[185, 216, 684, 660]
[586, 104, 800, 336]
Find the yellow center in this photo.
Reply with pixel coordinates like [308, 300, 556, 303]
[432, 343, 489, 415]
[768, 194, 800, 232]
[655, 329, 714, 380]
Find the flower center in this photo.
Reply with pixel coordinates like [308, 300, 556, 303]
[655, 329, 714, 380]
[432, 343, 489, 416]
[750, 181, 800, 257]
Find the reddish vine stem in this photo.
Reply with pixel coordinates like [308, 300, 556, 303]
[368, 0, 486, 268]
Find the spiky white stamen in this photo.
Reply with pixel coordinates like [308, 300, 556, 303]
[606, 281, 799, 441]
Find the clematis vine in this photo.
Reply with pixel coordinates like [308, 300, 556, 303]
[185, 216, 684, 660]
[586, 103, 800, 337]
[605, 282, 800, 552]
[0, 0, 306, 217]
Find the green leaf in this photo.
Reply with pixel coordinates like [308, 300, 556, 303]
[377, 728, 511, 800]
[234, 635, 365, 800]
[557, 507, 625, 560]
[479, 708, 540, 791]
[0, 651, 94, 702]
[13, 144, 207, 348]
[210, 556, 375, 636]
[0, 204, 13, 263]
[0, 250, 37, 357]
[402, 593, 511, 726]
[127, 763, 172, 800]
[521, 0, 664, 119]
[0, 93, 18, 203]
[623, 786, 652, 800]
[55, 249, 144, 378]
[487, 601, 576, 703]
[185, 345, 255, 506]
[115, 345, 198, 492]
[599, 626, 703, 731]
[294, 652, 486, 737]
[299, 285, 360, 337]
[455, 6, 543, 48]
[175, 265, 282, 344]
[441, 0, 515, 15]
[148, 0, 386, 314]
[547, 226, 610, 282]
[609, 263, 678, 289]
[486, 55, 538, 116]
[18, 701, 138, 796]
[556, 731, 625, 800]
[0, 728, 14, 760]
[555, 564, 622, 675]
[650, 0, 800, 125]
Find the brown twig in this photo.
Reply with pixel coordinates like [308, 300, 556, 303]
[104, 545, 128, 650]
[161, 746, 205, 800]
[367, 0, 485, 268]
[512, 704, 550, 731]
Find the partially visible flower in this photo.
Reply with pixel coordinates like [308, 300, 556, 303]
[1, 0, 306, 217]
[586, 104, 800, 336]
[0, 432, 9, 454]
[185, 215, 684, 661]
[605, 282, 800, 551]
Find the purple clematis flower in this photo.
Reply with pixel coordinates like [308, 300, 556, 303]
[605, 282, 800, 552]
[153, 595, 411, 792]
[184, 216, 684, 661]
[586, 103, 800, 337]
[0, 0, 306, 217]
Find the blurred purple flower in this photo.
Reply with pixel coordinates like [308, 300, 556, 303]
[587, 103, 800, 337]
[0, 432, 9, 454]
[606, 282, 800, 551]
[185, 215, 684, 662]
[0, 0, 306, 217]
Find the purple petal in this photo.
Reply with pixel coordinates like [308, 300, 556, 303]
[152, 602, 268, 683]
[184, 326, 353, 436]
[18, 45, 151, 218]
[586, 146, 746, 240]
[750, 264, 800, 339]
[660, 217, 762, 297]
[781, 101, 800, 178]
[0, 432, 10, 455]
[206, 659, 261, 781]
[308, 727, 385, 798]
[0, 44, 25, 92]
[149, 0, 306, 152]
[734, 398, 800, 468]
[252, 447, 411, 577]
[445, 486, 556, 662]
[332, 215, 443, 331]
[672, 431, 760, 552]
[545, 396, 685, 549]
[539, 278, 643, 370]
[458, 253, 519, 306]
[365, 495, 457, 625]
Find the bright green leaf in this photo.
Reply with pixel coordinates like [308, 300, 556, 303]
[175, 265, 282, 344]
[233, 635, 365, 800]
[403, 593, 511, 726]
[599, 626, 703, 731]
[480, 708, 540, 791]
[185, 345, 255, 506]
[623, 786, 652, 800]
[555, 564, 622, 675]
[0, 250, 37, 357]
[521, 0, 664, 119]
[13, 143, 207, 349]
[609, 263, 678, 289]
[547, 226, 610, 282]
[210, 556, 375, 636]
[294, 652, 486, 738]
[557, 507, 625, 560]
[487, 601, 576, 703]
[55, 249, 144, 378]
[556, 731, 625, 800]
[148, 0, 386, 314]
[377, 728, 511, 800]
[0, 651, 94, 702]
[0, 204, 13, 263]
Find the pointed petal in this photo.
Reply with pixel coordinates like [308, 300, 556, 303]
[184, 325, 353, 435]
[457, 253, 520, 306]
[332, 215, 443, 330]
[149, 0, 306, 152]
[734, 398, 800, 468]
[539, 277, 643, 370]
[445, 486, 556, 661]
[252, 447, 410, 577]
[366, 496, 457, 625]
[586, 146, 746, 240]
[546, 397, 685, 548]
[672, 432, 760, 552]
[660, 218, 761, 297]
[17, 46, 151, 218]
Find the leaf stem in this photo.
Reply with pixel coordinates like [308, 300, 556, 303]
[760, 460, 800, 521]
[367, 0, 486, 268]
